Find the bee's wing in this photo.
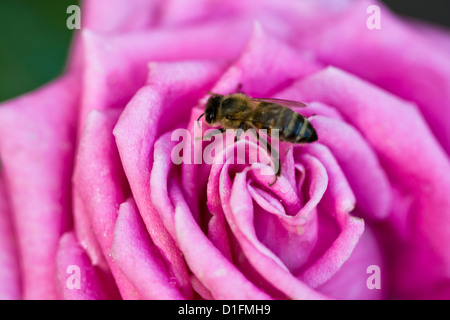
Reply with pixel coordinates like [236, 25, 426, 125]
[251, 98, 307, 108]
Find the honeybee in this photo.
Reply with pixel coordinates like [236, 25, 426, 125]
[197, 88, 318, 186]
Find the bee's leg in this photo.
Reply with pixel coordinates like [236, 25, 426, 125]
[236, 83, 243, 93]
[251, 130, 280, 186]
[268, 162, 280, 186]
[267, 141, 281, 187]
[234, 122, 246, 142]
[196, 127, 225, 141]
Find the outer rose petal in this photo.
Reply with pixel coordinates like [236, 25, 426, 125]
[68, 0, 163, 71]
[159, 0, 355, 44]
[78, 18, 254, 134]
[56, 232, 110, 300]
[295, 67, 450, 298]
[0, 74, 78, 299]
[73, 108, 137, 299]
[0, 175, 20, 299]
[111, 198, 185, 300]
[207, 22, 322, 97]
[317, 226, 385, 300]
[114, 60, 229, 299]
[82, 0, 162, 31]
[411, 20, 450, 55]
[298, 0, 450, 155]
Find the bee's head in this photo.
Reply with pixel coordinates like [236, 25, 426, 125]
[203, 94, 222, 124]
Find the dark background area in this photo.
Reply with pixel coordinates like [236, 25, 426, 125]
[0, 0, 79, 102]
[382, 0, 450, 28]
[0, 0, 448, 102]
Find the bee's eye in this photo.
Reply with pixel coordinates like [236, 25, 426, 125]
[205, 112, 215, 124]
[205, 95, 221, 124]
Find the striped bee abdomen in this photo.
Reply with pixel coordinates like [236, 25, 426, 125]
[252, 103, 317, 143]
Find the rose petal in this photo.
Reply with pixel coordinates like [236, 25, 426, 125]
[298, 0, 450, 155]
[82, 0, 162, 31]
[184, 24, 325, 265]
[297, 144, 364, 288]
[410, 20, 450, 55]
[114, 86, 192, 299]
[73, 108, 138, 299]
[68, 0, 163, 71]
[309, 116, 392, 220]
[110, 198, 185, 300]
[190, 275, 214, 300]
[295, 66, 450, 298]
[150, 133, 271, 299]
[0, 74, 78, 299]
[172, 179, 272, 300]
[248, 154, 327, 274]
[227, 165, 328, 299]
[205, 139, 277, 264]
[317, 225, 385, 299]
[182, 22, 323, 231]
[208, 22, 322, 97]
[72, 188, 105, 269]
[160, 0, 353, 43]
[274, 87, 392, 220]
[212, 140, 363, 296]
[203, 139, 329, 298]
[55, 232, 111, 300]
[0, 174, 20, 299]
[114, 60, 228, 299]
[78, 18, 255, 133]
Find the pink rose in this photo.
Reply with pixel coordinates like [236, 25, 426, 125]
[0, 0, 449, 300]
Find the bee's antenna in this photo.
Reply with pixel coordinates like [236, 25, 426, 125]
[197, 113, 205, 128]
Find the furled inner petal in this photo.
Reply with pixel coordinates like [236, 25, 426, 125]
[297, 143, 364, 289]
[150, 132, 271, 299]
[208, 136, 364, 297]
[309, 116, 392, 220]
[224, 160, 328, 299]
[250, 153, 328, 275]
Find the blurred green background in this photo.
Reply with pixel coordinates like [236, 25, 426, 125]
[0, 0, 448, 103]
[0, 0, 79, 102]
